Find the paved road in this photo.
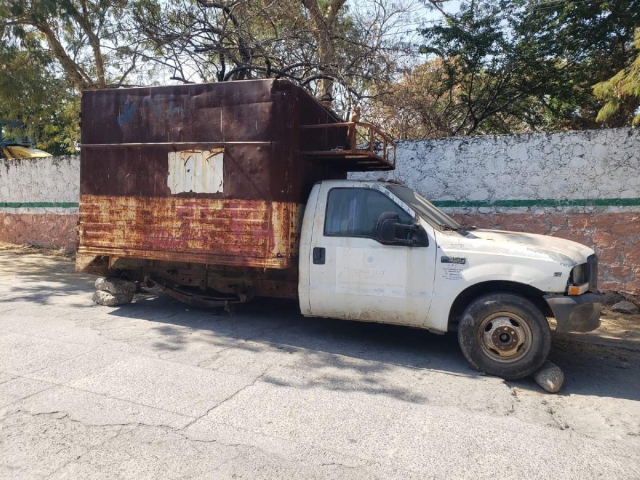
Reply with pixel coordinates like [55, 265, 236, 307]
[1, 251, 639, 479]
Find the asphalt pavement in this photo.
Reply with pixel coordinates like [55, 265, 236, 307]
[1, 250, 639, 479]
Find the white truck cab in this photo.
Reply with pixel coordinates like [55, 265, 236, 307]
[299, 180, 602, 379]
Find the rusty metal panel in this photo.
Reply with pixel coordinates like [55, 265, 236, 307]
[80, 80, 348, 201]
[81, 80, 315, 203]
[78, 194, 301, 269]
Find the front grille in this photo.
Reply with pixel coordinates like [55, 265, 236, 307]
[586, 254, 598, 292]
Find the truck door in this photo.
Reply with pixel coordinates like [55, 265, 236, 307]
[307, 184, 435, 327]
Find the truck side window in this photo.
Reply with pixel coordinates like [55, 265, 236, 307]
[324, 188, 414, 238]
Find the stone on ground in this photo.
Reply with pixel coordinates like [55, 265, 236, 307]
[610, 300, 639, 314]
[533, 360, 565, 393]
[93, 289, 134, 306]
[95, 277, 137, 295]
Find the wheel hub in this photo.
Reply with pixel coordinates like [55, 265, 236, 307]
[480, 316, 529, 360]
[492, 325, 519, 351]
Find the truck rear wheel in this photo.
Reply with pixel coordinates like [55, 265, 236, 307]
[457, 293, 551, 380]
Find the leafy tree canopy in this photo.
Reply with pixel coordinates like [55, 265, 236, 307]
[402, 0, 640, 136]
[594, 28, 640, 125]
[0, 0, 639, 149]
[0, 37, 78, 154]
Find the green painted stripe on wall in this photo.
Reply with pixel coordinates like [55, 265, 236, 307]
[431, 198, 640, 208]
[1, 198, 640, 210]
[0, 202, 79, 208]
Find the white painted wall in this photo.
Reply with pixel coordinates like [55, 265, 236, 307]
[354, 127, 640, 210]
[0, 156, 79, 204]
[0, 156, 79, 214]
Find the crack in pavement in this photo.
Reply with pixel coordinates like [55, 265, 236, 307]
[0, 382, 59, 414]
[8, 410, 181, 431]
[43, 424, 129, 479]
[179, 370, 269, 432]
[0, 373, 196, 424]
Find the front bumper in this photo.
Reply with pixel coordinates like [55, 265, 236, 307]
[544, 292, 603, 333]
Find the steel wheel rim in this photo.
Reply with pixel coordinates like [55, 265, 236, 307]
[477, 312, 533, 363]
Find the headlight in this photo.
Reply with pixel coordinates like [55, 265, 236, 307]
[571, 264, 585, 284]
[568, 263, 588, 295]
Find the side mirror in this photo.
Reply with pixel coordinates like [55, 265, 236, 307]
[375, 212, 428, 247]
[376, 213, 401, 244]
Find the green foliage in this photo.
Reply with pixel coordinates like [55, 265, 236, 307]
[0, 41, 78, 154]
[0, 0, 160, 152]
[1, 0, 638, 148]
[594, 29, 640, 126]
[2, 0, 157, 90]
[416, 0, 640, 135]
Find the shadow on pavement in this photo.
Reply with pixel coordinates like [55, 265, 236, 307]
[110, 294, 640, 403]
[0, 252, 95, 307]
[109, 294, 477, 404]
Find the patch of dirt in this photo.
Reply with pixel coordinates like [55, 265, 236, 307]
[551, 308, 640, 357]
[0, 241, 75, 260]
[601, 309, 640, 340]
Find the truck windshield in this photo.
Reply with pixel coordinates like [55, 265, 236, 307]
[385, 185, 462, 231]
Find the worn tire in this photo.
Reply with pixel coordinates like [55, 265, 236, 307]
[457, 293, 551, 380]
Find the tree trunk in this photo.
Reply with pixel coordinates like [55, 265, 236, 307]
[300, 0, 346, 105]
[37, 22, 93, 90]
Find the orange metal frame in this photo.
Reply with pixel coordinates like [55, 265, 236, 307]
[299, 122, 396, 170]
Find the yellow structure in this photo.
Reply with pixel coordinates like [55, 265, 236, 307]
[1, 144, 52, 159]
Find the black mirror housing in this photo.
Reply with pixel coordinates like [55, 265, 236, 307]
[377, 217, 399, 244]
[375, 212, 428, 247]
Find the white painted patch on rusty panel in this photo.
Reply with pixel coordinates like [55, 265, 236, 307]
[270, 203, 283, 256]
[168, 150, 223, 194]
[335, 247, 408, 297]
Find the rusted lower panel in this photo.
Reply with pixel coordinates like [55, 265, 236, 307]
[77, 194, 302, 270]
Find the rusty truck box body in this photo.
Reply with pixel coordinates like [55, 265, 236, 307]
[76, 79, 351, 276]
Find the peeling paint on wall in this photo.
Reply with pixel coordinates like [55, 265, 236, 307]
[0, 156, 79, 249]
[355, 127, 640, 214]
[0, 156, 79, 210]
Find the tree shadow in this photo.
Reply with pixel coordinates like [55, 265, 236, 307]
[110, 294, 640, 404]
[0, 253, 95, 308]
[107, 294, 477, 405]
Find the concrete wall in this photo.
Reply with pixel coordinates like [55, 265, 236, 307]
[1, 127, 639, 295]
[0, 156, 79, 250]
[372, 128, 639, 205]
[355, 127, 640, 296]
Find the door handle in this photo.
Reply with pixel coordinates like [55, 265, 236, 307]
[313, 247, 325, 265]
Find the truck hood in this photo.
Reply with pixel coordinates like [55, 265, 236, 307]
[462, 229, 594, 266]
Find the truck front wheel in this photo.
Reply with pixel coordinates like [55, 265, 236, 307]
[457, 293, 551, 380]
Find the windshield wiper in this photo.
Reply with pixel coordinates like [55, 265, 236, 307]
[442, 225, 477, 233]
